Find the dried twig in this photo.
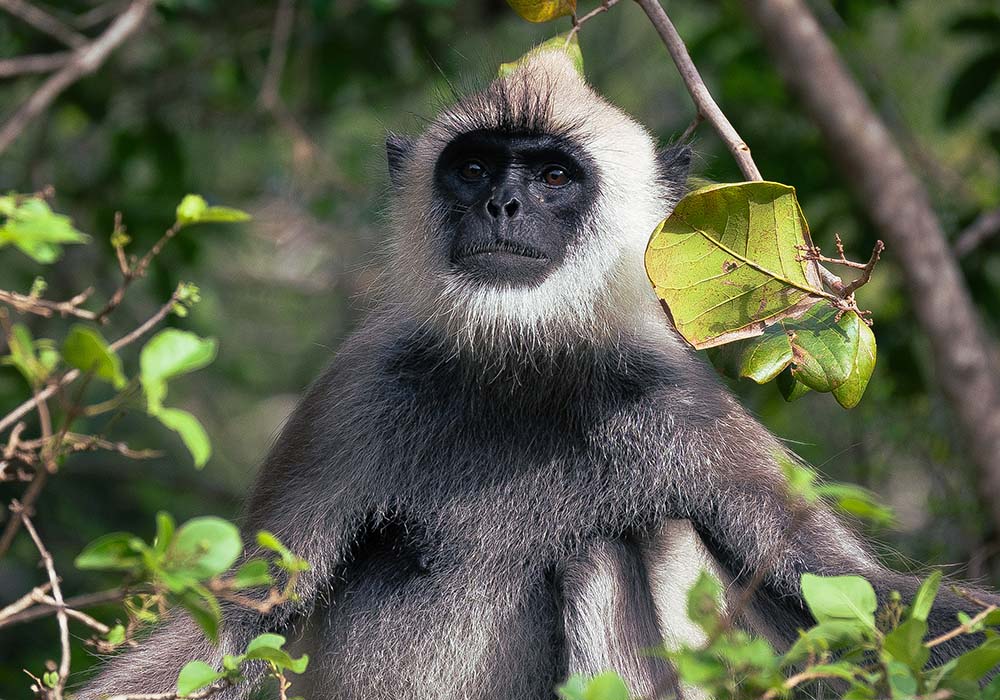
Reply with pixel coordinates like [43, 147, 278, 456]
[18, 505, 71, 699]
[926, 603, 998, 648]
[565, 0, 619, 46]
[0, 287, 96, 319]
[0, 0, 155, 156]
[0, 587, 128, 628]
[0, 0, 87, 48]
[0, 581, 52, 623]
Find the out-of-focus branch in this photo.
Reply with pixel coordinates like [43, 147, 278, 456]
[632, 0, 763, 182]
[0, 52, 70, 79]
[258, 0, 295, 112]
[955, 208, 1000, 258]
[0, 0, 155, 156]
[0, 0, 87, 48]
[741, 0, 1000, 534]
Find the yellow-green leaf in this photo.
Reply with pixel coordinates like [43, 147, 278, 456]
[506, 0, 576, 23]
[62, 325, 126, 389]
[646, 182, 826, 350]
[156, 407, 212, 468]
[499, 33, 584, 78]
[0, 196, 88, 264]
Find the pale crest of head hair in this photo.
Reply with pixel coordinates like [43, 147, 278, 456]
[387, 49, 685, 358]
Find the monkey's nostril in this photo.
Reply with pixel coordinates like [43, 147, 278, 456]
[503, 198, 520, 218]
[486, 199, 501, 218]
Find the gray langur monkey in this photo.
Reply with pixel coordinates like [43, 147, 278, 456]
[84, 50, 998, 699]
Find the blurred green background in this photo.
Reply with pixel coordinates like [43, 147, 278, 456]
[1, 0, 999, 694]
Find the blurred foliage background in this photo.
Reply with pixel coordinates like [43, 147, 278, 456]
[1, 0, 999, 694]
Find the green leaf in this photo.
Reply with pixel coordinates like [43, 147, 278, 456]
[75, 532, 143, 571]
[580, 671, 629, 700]
[505, 0, 576, 23]
[170, 516, 242, 579]
[1, 323, 58, 386]
[177, 586, 221, 642]
[62, 325, 126, 389]
[176, 660, 223, 695]
[43, 671, 59, 689]
[105, 624, 126, 646]
[499, 33, 584, 78]
[813, 482, 895, 526]
[233, 559, 272, 588]
[155, 407, 212, 468]
[176, 194, 250, 226]
[777, 367, 811, 401]
[800, 573, 878, 629]
[686, 571, 724, 637]
[882, 618, 930, 672]
[783, 620, 872, 665]
[0, 196, 88, 263]
[910, 571, 942, 623]
[154, 511, 176, 555]
[646, 182, 826, 350]
[941, 638, 1000, 684]
[245, 634, 309, 674]
[832, 315, 876, 408]
[140, 329, 217, 414]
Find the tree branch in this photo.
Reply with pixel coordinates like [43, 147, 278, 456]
[0, 52, 70, 79]
[632, 0, 763, 182]
[0, 0, 87, 48]
[0, 0, 155, 156]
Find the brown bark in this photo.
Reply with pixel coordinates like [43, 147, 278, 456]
[740, 0, 1000, 533]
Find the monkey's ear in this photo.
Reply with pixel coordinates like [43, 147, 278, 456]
[657, 143, 693, 189]
[386, 133, 415, 188]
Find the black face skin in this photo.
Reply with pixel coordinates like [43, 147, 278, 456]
[433, 130, 599, 287]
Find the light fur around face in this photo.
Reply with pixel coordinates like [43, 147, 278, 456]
[387, 50, 686, 358]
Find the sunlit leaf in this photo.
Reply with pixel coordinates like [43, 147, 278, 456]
[0, 196, 88, 263]
[62, 325, 126, 389]
[155, 407, 212, 468]
[75, 532, 144, 571]
[506, 0, 575, 23]
[499, 33, 584, 78]
[801, 573, 877, 629]
[646, 182, 826, 350]
[177, 660, 223, 695]
[139, 329, 217, 413]
[170, 516, 241, 579]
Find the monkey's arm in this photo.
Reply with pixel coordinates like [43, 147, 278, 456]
[658, 396, 998, 664]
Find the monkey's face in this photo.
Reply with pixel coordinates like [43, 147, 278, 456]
[433, 130, 598, 288]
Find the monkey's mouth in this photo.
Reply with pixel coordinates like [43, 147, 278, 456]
[453, 240, 549, 262]
[450, 240, 552, 286]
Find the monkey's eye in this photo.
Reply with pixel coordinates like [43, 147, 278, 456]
[458, 160, 488, 181]
[541, 165, 570, 187]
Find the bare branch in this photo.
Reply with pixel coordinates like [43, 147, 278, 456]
[0, 0, 87, 48]
[0, 285, 182, 441]
[0, 587, 127, 627]
[954, 208, 1000, 258]
[0, 287, 96, 319]
[0, 52, 70, 79]
[565, 0, 620, 46]
[18, 504, 70, 699]
[0, 581, 52, 623]
[633, 0, 763, 182]
[0, 0, 155, 156]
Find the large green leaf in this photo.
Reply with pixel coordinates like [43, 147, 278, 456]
[156, 407, 212, 468]
[0, 196, 88, 263]
[176, 661, 223, 696]
[140, 329, 217, 413]
[170, 516, 242, 579]
[646, 182, 826, 350]
[708, 303, 876, 406]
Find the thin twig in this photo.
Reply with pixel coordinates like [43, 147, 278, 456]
[18, 505, 70, 699]
[0, 52, 71, 79]
[105, 680, 231, 700]
[0, 587, 128, 628]
[0, 0, 155, 156]
[0, 285, 181, 441]
[633, 0, 763, 181]
[926, 603, 998, 648]
[0, 581, 52, 623]
[0, 0, 87, 48]
[33, 592, 112, 634]
[0, 287, 97, 319]
[565, 0, 620, 46]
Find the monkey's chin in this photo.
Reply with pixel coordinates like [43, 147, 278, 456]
[451, 250, 553, 287]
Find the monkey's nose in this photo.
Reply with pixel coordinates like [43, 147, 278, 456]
[486, 197, 521, 219]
